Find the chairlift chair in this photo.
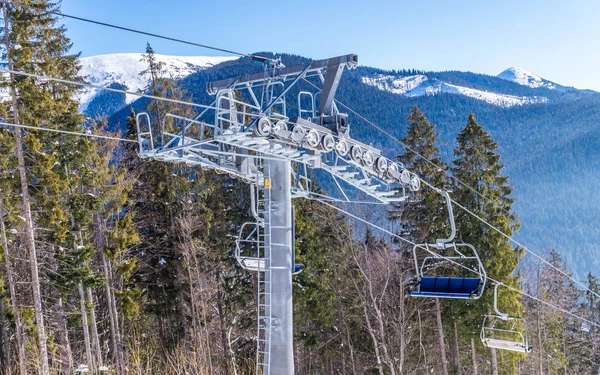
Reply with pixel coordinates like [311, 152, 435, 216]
[235, 216, 304, 275]
[410, 191, 487, 299]
[480, 283, 532, 354]
[235, 221, 267, 272]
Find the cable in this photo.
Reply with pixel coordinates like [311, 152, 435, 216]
[7, 0, 579, 276]
[3, 18, 595, 302]
[2, 0, 254, 59]
[15, 61, 595, 301]
[305, 78, 600, 302]
[0, 67, 221, 112]
[315, 199, 600, 329]
[0, 67, 296, 126]
[417, 169, 600, 301]
[7, 0, 582, 296]
[0, 121, 137, 143]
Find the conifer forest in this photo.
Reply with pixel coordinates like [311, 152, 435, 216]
[0, 1, 598, 375]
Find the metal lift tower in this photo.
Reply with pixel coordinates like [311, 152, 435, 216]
[136, 54, 419, 375]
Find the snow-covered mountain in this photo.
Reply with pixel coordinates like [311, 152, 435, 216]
[497, 67, 563, 90]
[361, 74, 548, 108]
[78, 53, 237, 111]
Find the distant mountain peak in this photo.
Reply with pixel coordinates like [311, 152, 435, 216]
[497, 67, 557, 89]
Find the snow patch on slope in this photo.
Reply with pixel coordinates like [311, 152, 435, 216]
[497, 67, 557, 89]
[78, 53, 237, 111]
[362, 74, 548, 108]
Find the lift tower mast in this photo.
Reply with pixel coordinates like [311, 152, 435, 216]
[136, 54, 419, 375]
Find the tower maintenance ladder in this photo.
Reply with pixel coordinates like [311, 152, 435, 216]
[256, 167, 273, 375]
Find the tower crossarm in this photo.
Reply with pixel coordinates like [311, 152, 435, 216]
[206, 54, 358, 95]
[135, 53, 421, 203]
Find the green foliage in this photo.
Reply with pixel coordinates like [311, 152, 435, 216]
[116, 287, 143, 321]
[391, 105, 451, 242]
[452, 112, 524, 373]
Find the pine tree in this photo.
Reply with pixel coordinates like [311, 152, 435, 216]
[452, 112, 523, 375]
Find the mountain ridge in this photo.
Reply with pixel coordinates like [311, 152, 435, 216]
[78, 53, 585, 113]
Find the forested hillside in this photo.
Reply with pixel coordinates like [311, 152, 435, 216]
[0, 1, 599, 375]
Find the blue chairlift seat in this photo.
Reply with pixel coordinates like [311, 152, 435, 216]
[410, 276, 481, 299]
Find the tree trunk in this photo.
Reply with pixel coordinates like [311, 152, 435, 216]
[490, 348, 499, 375]
[454, 320, 462, 375]
[216, 271, 231, 375]
[0, 297, 6, 373]
[55, 296, 73, 372]
[418, 309, 426, 366]
[176, 263, 189, 348]
[97, 210, 125, 375]
[87, 287, 103, 368]
[79, 282, 94, 369]
[191, 250, 213, 373]
[47, 249, 73, 373]
[0, 196, 27, 375]
[185, 251, 202, 370]
[435, 298, 448, 375]
[353, 278, 384, 375]
[471, 337, 478, 375]
[102, 252, 124, 375]
[3, 5, 50, 374]
[335, 285, 356, 375]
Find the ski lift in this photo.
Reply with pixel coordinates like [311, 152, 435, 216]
[410, 191, 487, 299]
[480, 283, 532, 353]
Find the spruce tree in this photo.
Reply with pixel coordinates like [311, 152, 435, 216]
[389, 105, 452, 374]
[452, 112, 523, 374]
[390, 105, 450, 242]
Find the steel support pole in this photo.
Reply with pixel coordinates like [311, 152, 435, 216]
[267, 158, 294, 375]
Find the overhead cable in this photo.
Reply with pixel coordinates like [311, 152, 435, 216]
[316, 199, 600, 329]
[300, 78, 600, 302]
[0, 120, 137, 143]
[2, 0, 258, 59]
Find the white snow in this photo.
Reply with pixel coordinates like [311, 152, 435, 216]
[497, 67, 557, 89]
[362, 74, 548, 108]
[78, 53, 238, 111]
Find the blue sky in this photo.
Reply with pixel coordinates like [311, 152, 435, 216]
[62, 0, 600, 90]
